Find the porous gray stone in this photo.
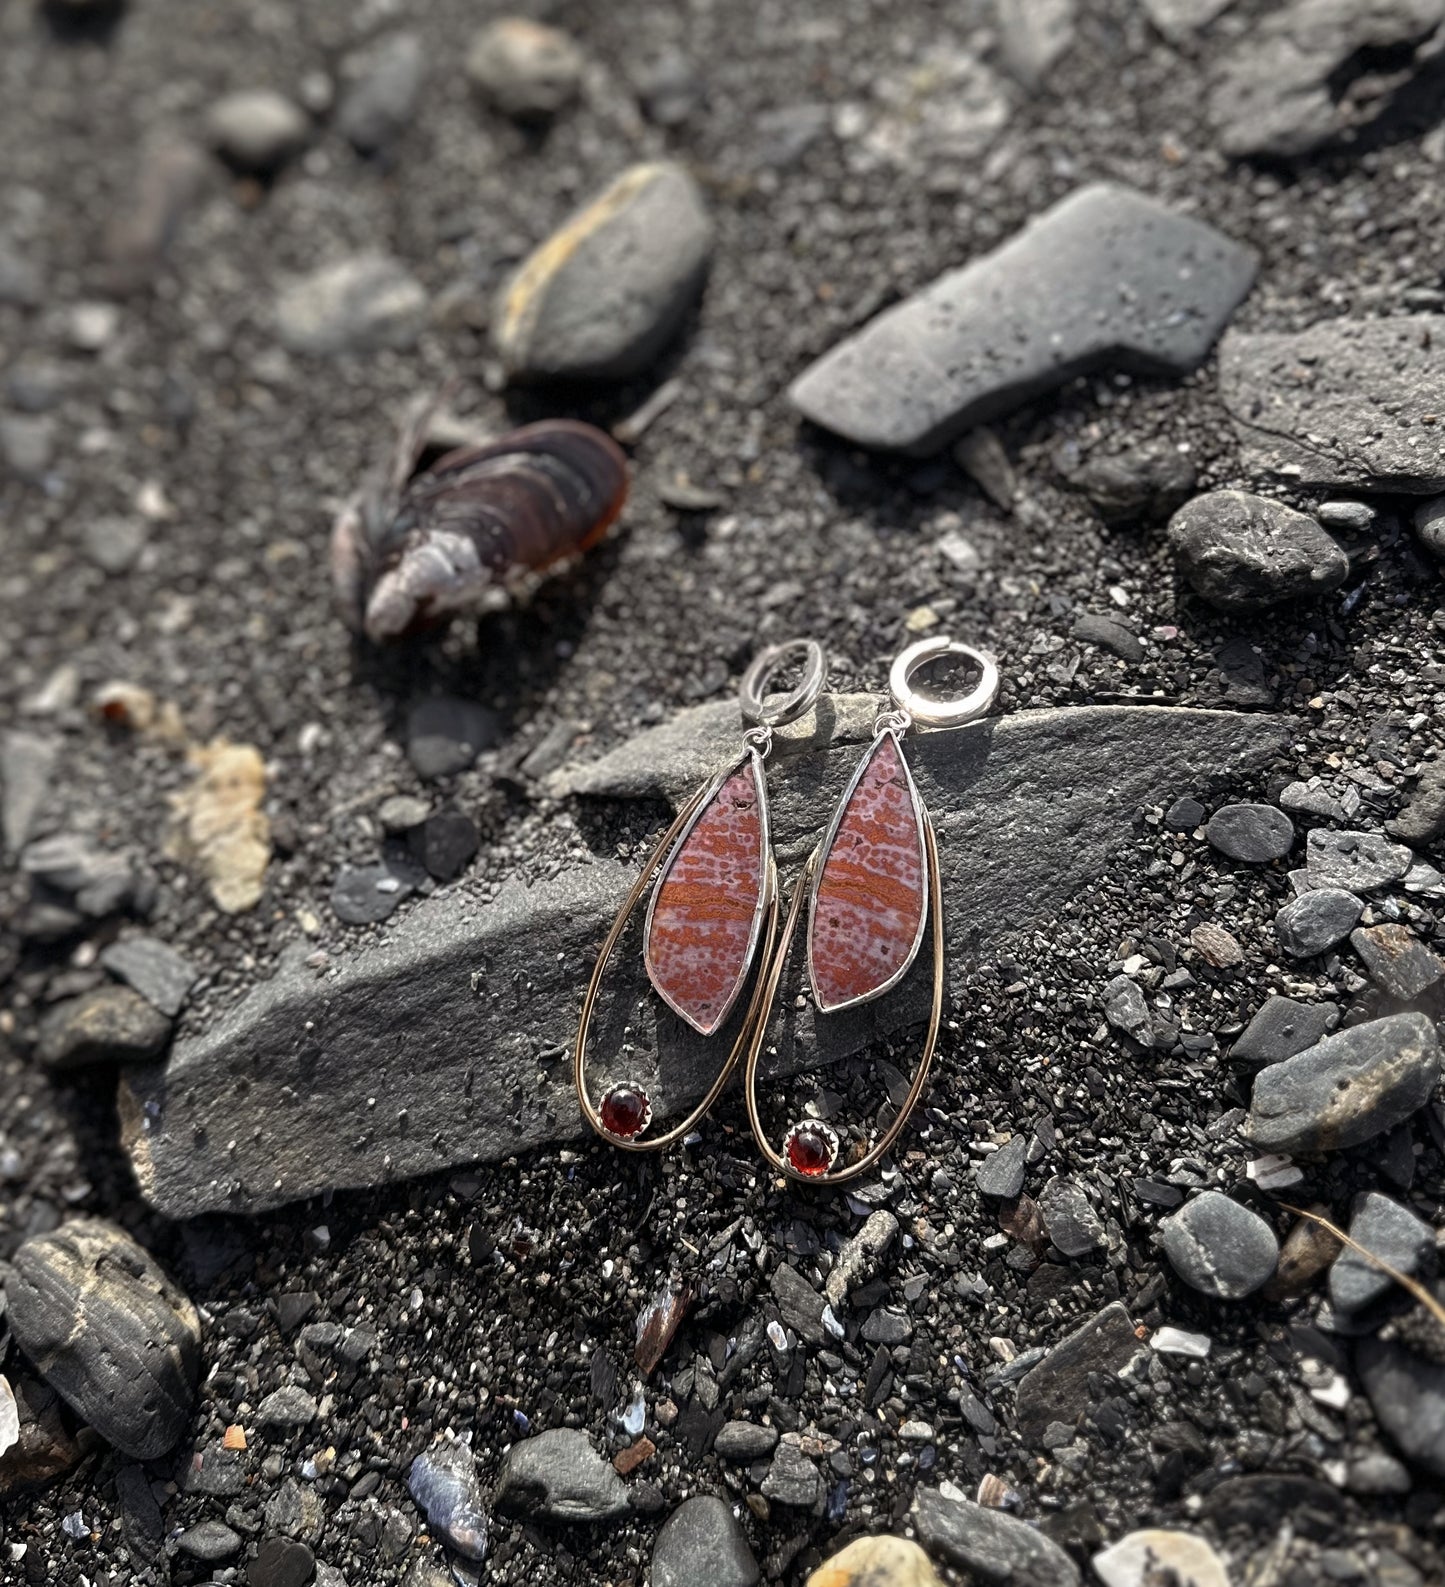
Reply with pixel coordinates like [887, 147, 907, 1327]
[496, 162, 712, 383]
[466, 18, 584, 121]
[1207, 802, 1296, 863]
[36, 986, 173, 1069]
[1274, 888, 1363, 958]
[1357, 1332, 1445, 1479]
[494, 1428, 629, 1522]
[275, 254, 427, 356]
[1388, 760, 1445, 844]
[1247, 1012, 1440, 1156]
[1306, 829, 1413, 893]
[788, 183, 1256, 456]
[1230, 990, 1345, 1066]
[652, 1495, 759, 1587]
[100, 936, 197, 1018]
[207, 89, 309, 173]
[760, 1441, 822, 1508]
[1329, 1192, 1436, 1313]
[913, 1487, 1082, 1586]
[1351, 923, 1445, 1002]
[1158, 1191, 1279, 1299]
[975, 1133, 1029, 1199]
[4, 1219, 200, 1460]
[1219, 317, 1445, 492]
[1208, 0, 1445, 160]
[122, 701, 1287, 1217]
[1168, 492, 1348, 611]
[1013, 1301, 1139, 1446]
[337, 31, 425, 154]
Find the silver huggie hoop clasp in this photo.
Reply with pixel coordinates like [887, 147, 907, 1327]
[739, 639, 828, 729]
[889, 636, 999, 729]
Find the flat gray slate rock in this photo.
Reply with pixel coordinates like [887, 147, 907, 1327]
[1219, 317, 1445, 492]
[1208, 0, 1445, 160]
[123, 700, 1286, 1217]
[787, 182, 1256, 455]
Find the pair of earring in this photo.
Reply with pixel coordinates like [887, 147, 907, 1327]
[574, 634, 999, 1185]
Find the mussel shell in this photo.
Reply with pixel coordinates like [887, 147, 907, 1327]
[338, 417, 628, 643]
[407, 1440, 489, 1561]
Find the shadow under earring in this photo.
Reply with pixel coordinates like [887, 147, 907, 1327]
[744, 636, 1000, 1184]
[575, 639, 828, 1150]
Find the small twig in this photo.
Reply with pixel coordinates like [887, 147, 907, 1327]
[1278, 1201, 1445, 1329]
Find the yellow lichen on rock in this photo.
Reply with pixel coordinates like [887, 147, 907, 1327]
[167, 738, 270, 913]
[807, 1536, 944, 1587]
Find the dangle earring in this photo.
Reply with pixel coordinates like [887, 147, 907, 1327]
[744, 636, 1000, 1184]
[575, 639, 829, 1150]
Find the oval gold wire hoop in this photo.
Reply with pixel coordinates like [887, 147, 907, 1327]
[743, 814, 943, 1186]
[574, 781, 781, 1152]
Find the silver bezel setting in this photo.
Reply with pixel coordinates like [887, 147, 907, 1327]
[599, 1080, 654, 1142]
[643, 748, 773, 1037]
[782, 1119, 841, 1176]
[806, 728, 930, 1015]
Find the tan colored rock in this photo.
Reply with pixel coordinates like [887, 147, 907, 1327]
[1093, 1528, 1231, 1587]
[808, 1535, 944, 1587]
[167, 737, 270, 913]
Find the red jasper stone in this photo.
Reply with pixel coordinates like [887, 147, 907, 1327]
[809, 733, 927, 1012]
[645, 758, 766, 1035]
[784, 1121, 838, 1177]
[600, 1083, 651, 1140]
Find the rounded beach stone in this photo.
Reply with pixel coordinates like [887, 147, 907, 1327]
[1274, 887, 1362, 958]
[1158, 1191, 1278, 1299]
[1206, 802, 1295, 863]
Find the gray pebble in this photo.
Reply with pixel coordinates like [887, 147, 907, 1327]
[1357, 1333, 1445, 1481]
[1306, 829, 1413, 893]
[860, 1307, 911, 1345]
[712, 1421, 779, 1463]
[494, 1428, 629, 1522]
[975, 1132, 1029, 1198]
[1168, 492, 1348, 612]
[1013, 1302, 1137, 1447]
[276, 254, 427, 356]
[331, 862, 413, 927]
[1279, 779, 1345, 822]
[1067, 440, 1196, 526]
[406, 695, 501, 780]
[1207, 802, 1295, 863]
[1071, 614, 1143, 663]
[1351, 923, 1445, 1001]
[1387, 760, 1445, 845]
[1039, 1176, 1105, 1257]
[82, 515, 148, 574]
[466, 18, 584, 121]
[1317, 500, 1377, 530]
[1329, 1191, 1436, 1314]
[770, 1263, 827, 1345]
[652, 1495, 758, 1587]
[1345, 1450, 1414, 1496]
[1247, 1012, 1440, 1156]
[1413, 495, 1445, 561]
[207, 89, 309, 173]
[0, 235, 40, 306]
[497, 162, 712, 384]
[1, 729, 57, 851]
[1164, 796, 1205, 831]
[1231, 995, 1338, 1067]
[248, 1537, 316, 1587]
[1103, 974, 1153, 1048]
[760, 1441, 822, 1508]
[100, 935, 197, 1018]
[1, 414, 55, 482]
[789, 182, 1255, 455]
[913, 1486, 1082, 1586]
[257, 1383, 319, 1429]
[1159, 1191, 1278, 1299]
[409, 808, 480, 883]
[337, 31, 425, 155]
[1274, 887, 1362, 957]
[177, 1519, 242, 1562]
[378, 794, 431, 834]
[37, 985, 172, 1069]
[5, 1218, 200, 1460]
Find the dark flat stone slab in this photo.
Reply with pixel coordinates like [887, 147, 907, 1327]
[1219, 317, 1445, 492]
[123, 701, 1286, 1217]
[787, 182, 1256, 455]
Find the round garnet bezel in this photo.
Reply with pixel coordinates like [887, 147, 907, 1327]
[782, 1120, 839, 1177]
[600, 1081, 653, 1141]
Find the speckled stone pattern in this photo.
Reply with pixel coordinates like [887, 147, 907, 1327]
[809, 734, 927, 1011]
[646, 757, 765, 1035]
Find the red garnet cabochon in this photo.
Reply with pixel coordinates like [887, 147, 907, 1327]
[645, 759, 766, 1035]
[600, 1082, 651, 1140]
[809, 734, 927, 1012]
